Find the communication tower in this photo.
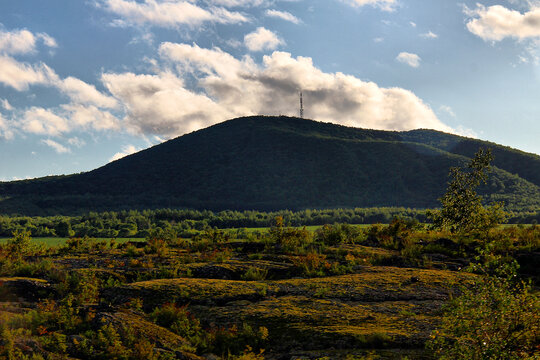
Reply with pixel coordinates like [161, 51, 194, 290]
[299, 91, 304, 118]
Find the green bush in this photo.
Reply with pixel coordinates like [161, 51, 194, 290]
[241, 267, 268, 281]
[428, 262, 540, 359]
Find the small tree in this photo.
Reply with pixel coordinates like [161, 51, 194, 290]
[5, 230, 34, 259]
[430, 148, 506, 234]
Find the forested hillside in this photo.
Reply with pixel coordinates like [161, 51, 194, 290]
[0, 116, 539, 215]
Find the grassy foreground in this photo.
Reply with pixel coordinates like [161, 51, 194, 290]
[0, 220, 538, 359]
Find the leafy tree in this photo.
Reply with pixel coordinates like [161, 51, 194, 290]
[55, 220, 74, 237]
[430, 148, 507, 234]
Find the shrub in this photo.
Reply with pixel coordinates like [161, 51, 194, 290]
[291, 252, 331, 277]
[269, 216, 312, 253]
[150, 303, 204, 343]
[241, 267, 268, 281]
[428, 261, 540, 359]
[206, 323, 268, 356]
[200, 247, 233, 263]
[3, 230, 41, 259]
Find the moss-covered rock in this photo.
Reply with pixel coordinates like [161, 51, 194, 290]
[0, 277, 55, 301]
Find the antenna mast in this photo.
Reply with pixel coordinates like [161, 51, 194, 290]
[299, 91, 304, 118]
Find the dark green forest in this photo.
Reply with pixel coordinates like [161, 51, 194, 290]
[0, 116, 539, 216]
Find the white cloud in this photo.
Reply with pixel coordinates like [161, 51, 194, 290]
[396, 52, 421, 67]
[0, 28, 57, 55]
[61, 104, 120, 131]
[420, 31, 438, 39]
[465, 4, 540, 41]
[99, 0, 249, 28]
[21, 107, 70, 136]
[109, 144, 140, 162]
[244, 27, 285, 52]
[340, 0, 397, 12]
[266, 9, 301, 24]
[42, 139, 70, 153]
[14, 104, 119, 138]
[0, 29, 36, 55]
[127, 42, 455, 137]
[58, 77, 118, 108]
[0, 56, 57, 91]
[102, 70, 227, 136]
[409, 21, 416, 27]
[37, 33, 58, 48]
[0, 52, 115, 111]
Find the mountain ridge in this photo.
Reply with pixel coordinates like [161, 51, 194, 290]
[1, 116, 539, 215]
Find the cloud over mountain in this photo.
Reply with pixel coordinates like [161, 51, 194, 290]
[99, 42, 453, 138]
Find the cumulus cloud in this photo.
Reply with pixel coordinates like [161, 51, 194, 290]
[0, 49, 119, 137]
[21, 107, 70, 136]
[109, 144, 140, 162]
[0, 56, 57, 91]
[57, 77, 118, 108]
[465, 4, 540, 41]
[15, 104, 119, 138]
[0, 56, 116, 109]
[266, 9, 301, 24]
[102, 70, 227, 136]
[62, 104, 120, 131]
[340, 0, 397, 12]
[0, 29, 36, 55]
[396, 52, 421, 67]
[42, 139, 70, 153]
[0, 28, 57, 55]
[109, 42, 454, 138]
[244, 27, 285, 51]
[98, 0, 249, 28]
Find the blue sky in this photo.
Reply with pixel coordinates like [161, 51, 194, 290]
[1, 0, 539, 180]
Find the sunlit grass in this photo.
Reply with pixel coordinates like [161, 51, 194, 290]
[0, 237, 145, 248]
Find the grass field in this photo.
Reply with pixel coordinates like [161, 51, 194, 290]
[0, 237, 145, 247]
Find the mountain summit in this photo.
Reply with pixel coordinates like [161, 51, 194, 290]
[1, 116, 539, 215]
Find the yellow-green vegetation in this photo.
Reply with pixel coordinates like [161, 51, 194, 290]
[0, 237, 145, 248]
[0, 213, 538, 359]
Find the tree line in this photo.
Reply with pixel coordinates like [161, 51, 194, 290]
[0, 206, 538, 238]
